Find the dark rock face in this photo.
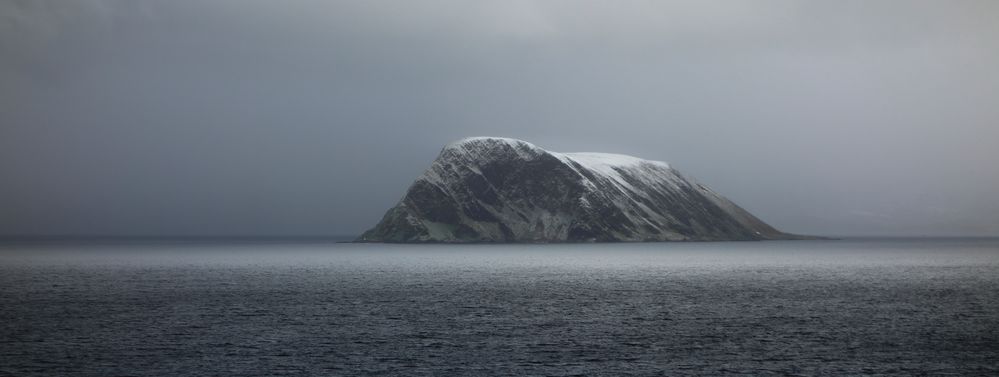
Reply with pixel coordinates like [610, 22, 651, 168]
[359, 137, 798, 243]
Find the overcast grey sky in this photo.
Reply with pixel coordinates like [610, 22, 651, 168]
[1, 0, 997, 237]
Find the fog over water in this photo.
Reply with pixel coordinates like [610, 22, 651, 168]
[2, 1, 998, 237]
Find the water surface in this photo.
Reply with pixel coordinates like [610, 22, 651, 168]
[1, 239, 997, 375]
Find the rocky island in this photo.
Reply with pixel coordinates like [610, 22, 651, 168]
[359, 137, 802, 243]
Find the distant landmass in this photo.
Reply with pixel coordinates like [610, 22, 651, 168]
[359, 137, 808, 243]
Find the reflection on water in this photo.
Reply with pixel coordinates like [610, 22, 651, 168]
[1, 239, 997, 375]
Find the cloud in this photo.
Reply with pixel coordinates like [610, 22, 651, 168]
[1, 1, 997, 236]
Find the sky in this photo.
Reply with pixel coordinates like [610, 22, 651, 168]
[1, 0, 997, 237]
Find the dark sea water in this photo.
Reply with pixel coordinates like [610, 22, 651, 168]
[1, 239, 997, 376]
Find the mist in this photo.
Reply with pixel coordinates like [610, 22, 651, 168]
[2, 0, 997, 237]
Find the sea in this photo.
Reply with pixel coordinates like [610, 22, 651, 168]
[1, 238, 997, 376]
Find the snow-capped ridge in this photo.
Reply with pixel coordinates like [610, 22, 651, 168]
[442, 137, 541, 153]
[442, 137, 670, 169]
[360, 137, 795, 243]
[559, 152, 670, 171]
[438, 137, 544, 163]
[445, 136, 535, 147]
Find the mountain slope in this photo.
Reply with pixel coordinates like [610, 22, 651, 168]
[358, 137, 798, 243]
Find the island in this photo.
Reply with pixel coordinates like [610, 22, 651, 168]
[358, 137, 806, 243]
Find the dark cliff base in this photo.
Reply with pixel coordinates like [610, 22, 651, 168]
[353, 233, 831, 244]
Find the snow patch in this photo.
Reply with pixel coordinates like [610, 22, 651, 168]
[444, 137, 539, 152]
[561, 152, 669, 171]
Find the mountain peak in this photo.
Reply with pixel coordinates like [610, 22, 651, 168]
[445, 136, 536, 149]
[359, 138, 796, 243]
[440, 137, 543, 159]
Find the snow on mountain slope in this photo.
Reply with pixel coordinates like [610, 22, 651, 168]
[358, 137, 796, 243]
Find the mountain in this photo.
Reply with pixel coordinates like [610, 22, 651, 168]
[358, 137, 802, 243]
